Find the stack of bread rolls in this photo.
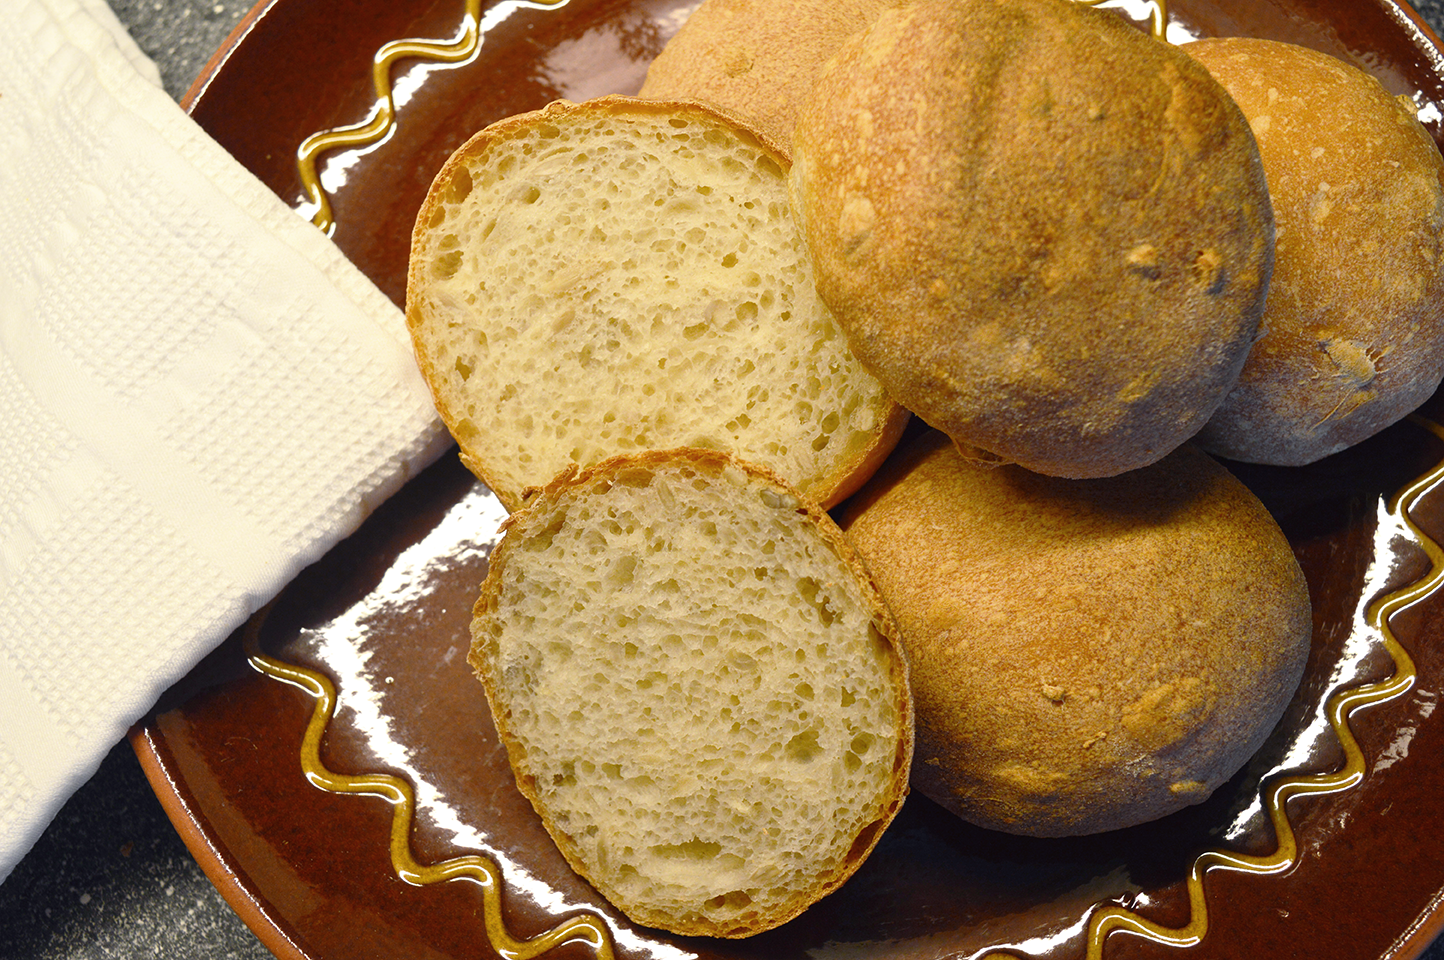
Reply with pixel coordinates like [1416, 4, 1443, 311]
[638, 0, 1443, 837]
[404, 0, 1444, 938]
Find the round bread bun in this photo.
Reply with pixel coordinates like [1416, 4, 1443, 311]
[471, 449, 912, 937]
[638, 0, 906, 152]
[838, 430, 1312, 837]
[1185, 37, 1444, 465]
[406, 96, 907, 513]
[789, 0, 1274, 479]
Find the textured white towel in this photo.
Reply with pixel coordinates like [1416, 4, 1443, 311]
[0, 0, 451, 881]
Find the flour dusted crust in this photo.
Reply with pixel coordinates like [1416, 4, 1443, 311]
[639, 0, 908, 151]
[1186, 38, 1444, 465]
[471, 449, 912, 936]
[839, 431, 1312, 837]
[406, 96, 907, 512]
[790, 0, 1273, 479]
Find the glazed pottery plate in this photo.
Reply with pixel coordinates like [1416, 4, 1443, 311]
[133, 1, 1444, 959]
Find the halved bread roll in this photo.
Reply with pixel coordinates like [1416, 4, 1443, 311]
[406, 96, 907, 512]
[470, 449, 913, 937]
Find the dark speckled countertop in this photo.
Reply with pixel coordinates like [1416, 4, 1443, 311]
[1, 1, 1444, 958]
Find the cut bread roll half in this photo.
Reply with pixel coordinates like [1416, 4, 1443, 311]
[469, 449, 913, 937]
[406, 96, 907, 512]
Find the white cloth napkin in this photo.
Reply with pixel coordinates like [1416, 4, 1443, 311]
[0, 0, 452, 882]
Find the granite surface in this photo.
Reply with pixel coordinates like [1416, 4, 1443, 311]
[1, 0, 1444, 958]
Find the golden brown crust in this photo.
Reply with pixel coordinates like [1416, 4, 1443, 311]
[821, 399, 913, 506]
[406, 95, 908, 512]
[790, 0, 1274, 479]
[638, 0, 909, 151]
[839, 430, 1312, 837]
[1185, 38, 1444, 465]
[471, 447, 913, 937]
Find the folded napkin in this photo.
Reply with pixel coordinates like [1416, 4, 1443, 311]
[0, 0, 451, 882]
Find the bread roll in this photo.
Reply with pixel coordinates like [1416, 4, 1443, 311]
[638, 0, 906, 151]
[471, 449, 913, 936]
[1186, 37, 1444, 465]
[406, 96, 907, 512]
[839, 430, 1311, 837]
[789, 0, 1273, 479]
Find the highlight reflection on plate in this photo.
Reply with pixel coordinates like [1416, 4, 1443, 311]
[135, 1, 1444, 959]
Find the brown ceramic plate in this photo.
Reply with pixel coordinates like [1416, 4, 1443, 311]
[132, 1, 1444, 958]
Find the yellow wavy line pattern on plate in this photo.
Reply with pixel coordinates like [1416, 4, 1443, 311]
[240, 625, 617, 960]
[295, 0, 569, 234]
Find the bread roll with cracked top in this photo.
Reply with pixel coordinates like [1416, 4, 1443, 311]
[1186, 37, 1444, 465]
[839, 430, 1311, 837]
[407, 96, 907, 512]
[789, 0, 1273, 479]
[471, 449, 912, 936]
